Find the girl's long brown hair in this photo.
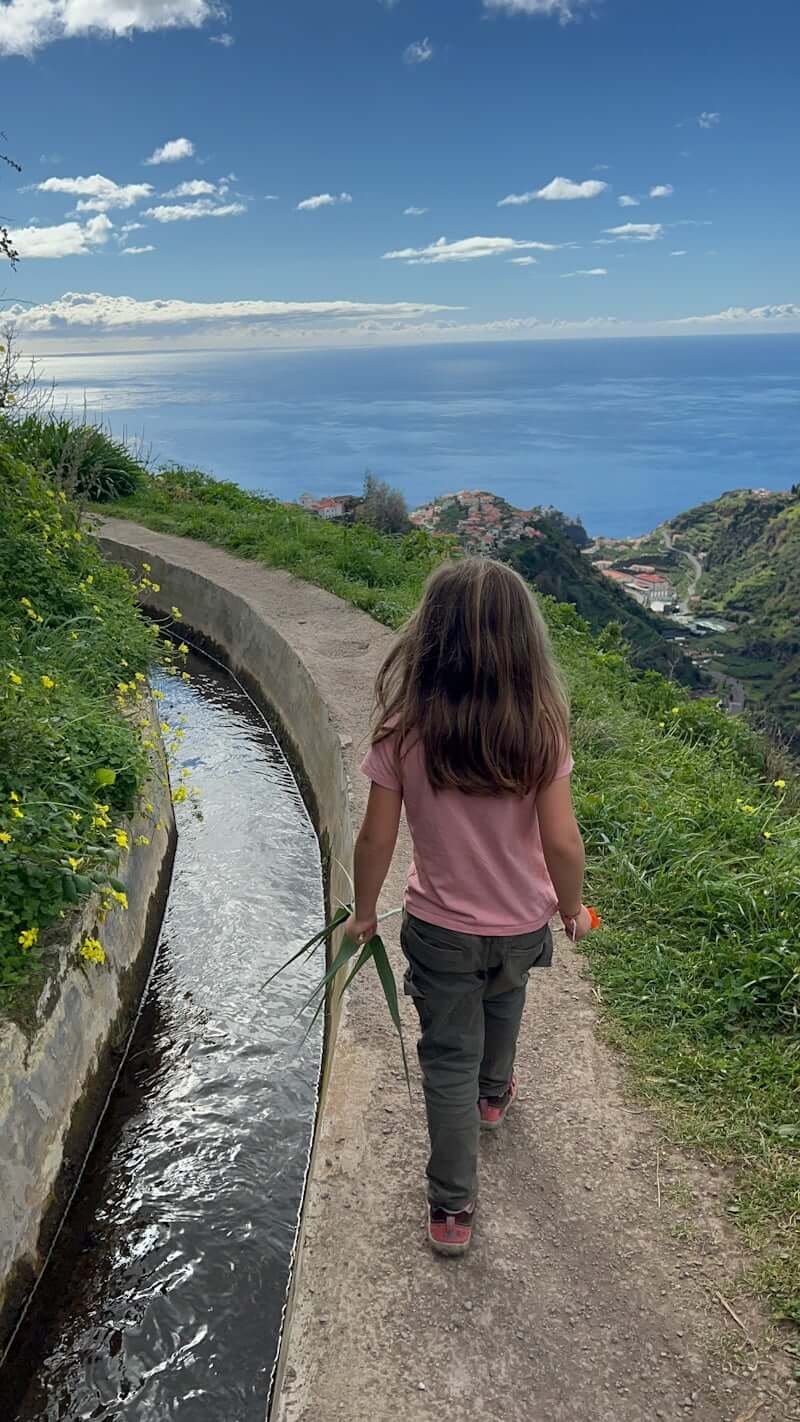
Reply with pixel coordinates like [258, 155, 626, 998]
[373, 557, 570, 796]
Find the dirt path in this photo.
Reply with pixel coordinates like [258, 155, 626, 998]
[98, 521, 796, 1422]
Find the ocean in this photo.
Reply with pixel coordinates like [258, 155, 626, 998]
[34, 333, 800, 538]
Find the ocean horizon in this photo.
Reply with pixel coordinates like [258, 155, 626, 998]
[34, 332, 800, 538]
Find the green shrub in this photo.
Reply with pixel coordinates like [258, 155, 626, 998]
[0, 445, 163, 1010]
[1, 414, 142, 502]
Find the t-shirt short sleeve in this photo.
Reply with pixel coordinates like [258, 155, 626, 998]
[554, 752, 574, 781]
[361, 734, 402, 793]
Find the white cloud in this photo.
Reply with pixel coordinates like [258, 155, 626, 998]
[8, 291, 460, 334]
[121, 245, 156, 255]
[143, 200, 246, 222]
[618, 194, 639, 208]
[403, 36, 433, 64]
[119, 222, 144, 235]
[509, 256, 537, 265]
[144, 137, 195, 166]
[8, 213, 113, 259]
[264, 194, 280, 202]
[603, 222, 663, 241]
[562, 267, 607, 277]
[383, 235, 562, 264]
[296, 192, 353, 211]
[698, 111, 720, 129]
[8, 294, 800, 353]
[483, 0, 592, 22]
[671, 249, 688, 257]
[649, 184, 674, 198]
[163, 179, 218, 197]
[0, 2, 221, 57]
[210, 31, 234, 45]
[36, 174, 153, 212]
[403, 206, 429, 216]
[669, 303, 800, 327]
[499, 175, 607, 205]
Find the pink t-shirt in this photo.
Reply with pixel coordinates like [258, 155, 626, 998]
[361, 732, 573, 937]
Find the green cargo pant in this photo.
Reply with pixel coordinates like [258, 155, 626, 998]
[401, 912, 553, 1212]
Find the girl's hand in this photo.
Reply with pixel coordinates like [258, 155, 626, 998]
[560, 905, 593, 942]
[344, 912, 378, 946]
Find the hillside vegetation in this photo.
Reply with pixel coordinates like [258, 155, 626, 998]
[0, 444, 167, 1018]
[103, 464, 800, 1322]
[413, 489, 703, 686]
[670, 487, 800, 741]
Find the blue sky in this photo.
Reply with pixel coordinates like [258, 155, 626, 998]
[1, 0, 799, 352]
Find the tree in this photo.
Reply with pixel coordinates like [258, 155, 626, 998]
[1, 135, 21, 268]
[355, 472, 410, 535]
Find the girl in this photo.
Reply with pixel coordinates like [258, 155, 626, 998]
[344, 557, 591, 1256]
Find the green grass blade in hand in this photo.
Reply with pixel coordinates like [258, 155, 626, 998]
[372, 936, 412, 1100]
[294, 932, 363, 1018]
[337, 939, 376, 1001]
[260, 903, 350, 992]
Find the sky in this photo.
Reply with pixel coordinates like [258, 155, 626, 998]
[1, 0, 799, 354]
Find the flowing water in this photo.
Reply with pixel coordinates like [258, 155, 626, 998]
[1, 653, 325, 1422]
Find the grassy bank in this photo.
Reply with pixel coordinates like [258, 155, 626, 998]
[103, 466, 800, 1323]
[0, 446, 169, 1016]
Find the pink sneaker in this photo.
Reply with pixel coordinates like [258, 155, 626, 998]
[479, 1074, 518, 1131]
[427, 1203, 475, 1256]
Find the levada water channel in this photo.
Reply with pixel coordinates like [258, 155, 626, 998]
[1, 651, 326, 1421]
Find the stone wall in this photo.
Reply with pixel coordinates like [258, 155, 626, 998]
[0, 746, 176, 1356]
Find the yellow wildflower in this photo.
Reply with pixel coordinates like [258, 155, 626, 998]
[67, 856, 80, 870]
[773, 779, 786, 790]
[763, 831, 772, 840]
[94, 802, 110, 814]
[739, 804, 756, 815]
[152, 689, 164, 700]
[0, 832, 12, 845]
[20, 596, 32, 608]
[69, 631, 79, 641]
[80, 937, 106, 965]
[41, 675, 56, 690]
[9, 671, 22, 685]
[171, 607, 183, 620]
[114, 829, 129, 849]
[11, 807, 23, 819]
[19, 927, 39, 950]
[110, 889, 129, 910]
[144, 802, 154, 815]
[178, 642, 189, 656]
[117, 682, 130, 695]
[9, 791, 19, 802]
[150, 582, 161, 593]
[69, 810, 82, 823]
[142, 562, 151, 572]
[172, 785, 188, 804]
[134, 835, 150, 847]
[670, 706, 680, 715]
[86, 574, 93, 585]
[160, 722, 170, 734]
[181, 672, 191, 683]
[135, 671, 146, 683]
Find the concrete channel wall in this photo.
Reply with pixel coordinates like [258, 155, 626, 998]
[0, 753, 176, 1356]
